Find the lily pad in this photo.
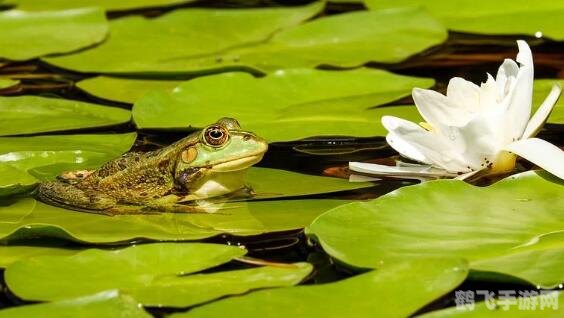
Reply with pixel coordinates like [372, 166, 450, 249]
[307, 171, 564, 287]
[0, 198, 349, 243]
[77, 76, 182, 104]
[0, 290, 151, 318]
[0, 245, 79, 267]
[418, 291, 563, 317]
[133, 69, 430, 141]
[0, 78, 19, 89]
[0, 8, 108, 61]
[0, 96, 131, 136]
[248, 167, 372, 199]
[172, 258, 468, 318]
[134, 263, 311, 307]
[6, 244, 311, 307]
[364, 0, 564, 40]
[43, 3, 324, 74]
[44, 7, 446, 74]
[5, 242, 246, 301]
[0, 133, 136, 194]
[6, 0, 197, 12]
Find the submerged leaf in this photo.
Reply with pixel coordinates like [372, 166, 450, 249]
[172, 258, 468, 318]
[0, 8, 108, 61]
[0, 79, 19, 90]
[0, 96, 131, 136]
[307, 171, 564, 287]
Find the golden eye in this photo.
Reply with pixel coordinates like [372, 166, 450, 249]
[204, 126, 228, 146]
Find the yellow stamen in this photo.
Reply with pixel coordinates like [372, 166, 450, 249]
[489, 151, 517, 175]
[419, 122, 434, 131]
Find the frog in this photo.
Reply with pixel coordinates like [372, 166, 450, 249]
[35, 118, 268, 215]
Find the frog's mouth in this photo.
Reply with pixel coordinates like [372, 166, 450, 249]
[210, 154, 265, 172]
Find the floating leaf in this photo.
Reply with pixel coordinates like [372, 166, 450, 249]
[44, 7, 446, 74]
[0, 133, 136, 194]
[418, 291, 563, 317]
[77, 76, 181, 104]
[307, 171, 564, 287]
[0, 198, 348, 243]
[0, 96, 131, 136]
[134, 263, 311, 307]
[6, 244, 311, 307]
[364, 0, 564, 40]
[172, 258, 468, 318]
[0, 290, 151, 318]
[0, 78, 19, 89]
[5, 243, 246, 301]
[247, 167, 371, 199]
[43, 3, 324, 74]
[0, 8, 108, 61]
[6, 0, 197, 12]
[133, 69, 430, 141]
[0, 245, 79, 267]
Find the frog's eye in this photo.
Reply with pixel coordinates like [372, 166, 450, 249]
[204, 125, 228, 147]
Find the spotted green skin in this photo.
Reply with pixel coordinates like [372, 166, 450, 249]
[36, 118, 268, 215]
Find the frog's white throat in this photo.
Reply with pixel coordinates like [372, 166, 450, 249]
[188, 169, 248, 200]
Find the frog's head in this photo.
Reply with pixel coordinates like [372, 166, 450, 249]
[174, 118, 268, 199]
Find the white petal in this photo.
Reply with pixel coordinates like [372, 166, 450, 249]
[349, 174, 380, 182]
[495, 59, 519, 99]
[446, 77, 480, 113]
[412, 88, 469, 127]
[349, 162, 455, 178]
[447, 113, 500, 170]
[504, 40, 534, 140]
[382, 116, 470, 172]
[522, 84, 562, 139]
[479, 73, 499, 110]
[504, 138, 564, 180]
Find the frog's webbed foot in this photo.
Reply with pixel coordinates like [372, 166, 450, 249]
[57, 170, 94, 184]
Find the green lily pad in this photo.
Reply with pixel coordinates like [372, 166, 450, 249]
[43, 3, 324, 74]
[0, 290, 151, 318]
[0, 198, 349, 243]
[0, 96, 131, 136]
[7, 0, 197, 12]
[247, 168, 371, 199]
[307, 171, 564, 288]
[6, 244, 311, 307]
[77, 76, 182, 104]
[0, 8, 108, 61]
[172, 258, 468, 318]
[5, 242, 246, 301]
[534, 79, 564, 124]
[364, 0, 564, 40]
[0, 133, 136, 194]
[133, 69, 430, 141]
[134, 262, 311, 307]
[0, 78, 19, 89]
[44, 7, 446, 74]
[0, 245, 79, 267]
[418, 291, 563, 317]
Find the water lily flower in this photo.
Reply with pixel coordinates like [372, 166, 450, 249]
[350, 40, 564, 181]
